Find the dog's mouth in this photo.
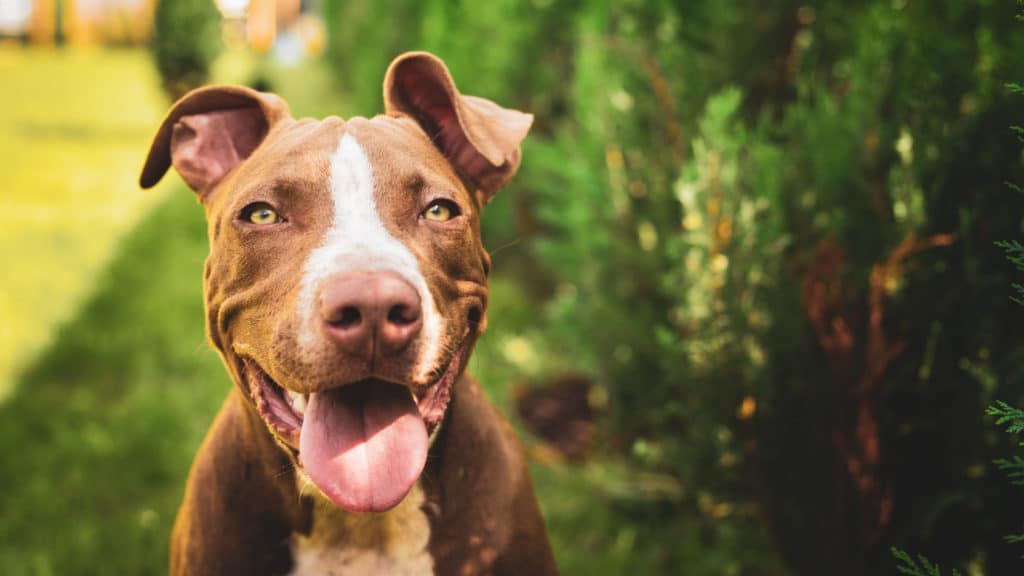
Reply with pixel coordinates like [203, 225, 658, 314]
[242, 345, 466, 513]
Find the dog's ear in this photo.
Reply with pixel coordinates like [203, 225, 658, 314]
[140, 85, 291, 197]
[383, 52, 533, 204]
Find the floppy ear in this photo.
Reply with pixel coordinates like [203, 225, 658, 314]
[383, 52, 533, 204]
[139, 85, 291, 197]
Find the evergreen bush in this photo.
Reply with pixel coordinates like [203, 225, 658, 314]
[319, 1, 1024, 573]
[152, 0, 221, 100]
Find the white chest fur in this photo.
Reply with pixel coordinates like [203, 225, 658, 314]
[289, 481, 434, 576]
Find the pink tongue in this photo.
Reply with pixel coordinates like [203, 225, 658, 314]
[300, 381, 427, 513]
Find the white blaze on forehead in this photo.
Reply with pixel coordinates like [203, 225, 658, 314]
[296, 132, 442, 379]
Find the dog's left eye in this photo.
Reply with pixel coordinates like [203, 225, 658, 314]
[420, 200, 460, 222]
[241, 202, 284, 225]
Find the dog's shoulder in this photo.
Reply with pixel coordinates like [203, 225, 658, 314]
[425, 374, 558, 575]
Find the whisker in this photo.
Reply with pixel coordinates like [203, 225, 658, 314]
[297, 473, 315, 501]
[488, 237, 522, 258]
[273, 462, 296, 480]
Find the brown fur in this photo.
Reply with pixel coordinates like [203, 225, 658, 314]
[142, 52, 557, 575]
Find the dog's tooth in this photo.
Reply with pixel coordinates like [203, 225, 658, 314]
[290, 392, 307, 415]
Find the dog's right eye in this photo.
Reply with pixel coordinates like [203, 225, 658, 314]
[240, 202, 284, 225]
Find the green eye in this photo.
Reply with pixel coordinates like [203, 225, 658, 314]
[243, 203, 283, 225]
[421, 200, 458, 222]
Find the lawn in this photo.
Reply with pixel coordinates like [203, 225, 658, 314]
[0, 47, 172, 399]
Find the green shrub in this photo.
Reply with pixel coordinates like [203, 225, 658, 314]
[320, 1, 1024, 573]
[152, 0, 221, 100]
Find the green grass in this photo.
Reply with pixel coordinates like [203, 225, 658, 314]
[0, 190, 222, 575]
[0, 47, 175, 399]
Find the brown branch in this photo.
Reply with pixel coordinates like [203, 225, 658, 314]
[808, 233, 955, 567]
[850, 233, 955, 534]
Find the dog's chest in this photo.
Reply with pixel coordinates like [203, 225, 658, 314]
[289, 482, 434, 576]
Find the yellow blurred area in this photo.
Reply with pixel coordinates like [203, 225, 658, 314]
[24, 0, 156, 45]
[0, 47, 173, 399]
[6, 0, 320, 56]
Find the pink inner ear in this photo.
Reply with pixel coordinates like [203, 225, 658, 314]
[402, 77, 471, 160]
[393, 62, 532, 199]
[409, 89, 505, 186]
[430, 105, 498, 186]
[170, 107, 267, 193]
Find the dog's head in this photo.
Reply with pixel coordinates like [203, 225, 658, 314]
[140, 52, 532, 513]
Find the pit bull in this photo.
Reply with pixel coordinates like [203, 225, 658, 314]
[140, 51, 558, 575]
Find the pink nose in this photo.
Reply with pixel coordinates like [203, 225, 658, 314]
[319, 271, 423, 358]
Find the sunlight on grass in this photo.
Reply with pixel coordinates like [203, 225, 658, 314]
[0, 47, 174, 399]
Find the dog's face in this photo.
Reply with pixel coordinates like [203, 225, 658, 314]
[141, 53, 531, 513]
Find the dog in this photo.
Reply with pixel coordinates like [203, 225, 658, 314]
[140, 51, 558, 575]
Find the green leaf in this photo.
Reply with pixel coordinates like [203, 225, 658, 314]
[986, 400, 1024, 434]
[890, 547, 962, 576]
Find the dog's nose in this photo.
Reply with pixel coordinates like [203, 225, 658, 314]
[319, 271, 423, 358]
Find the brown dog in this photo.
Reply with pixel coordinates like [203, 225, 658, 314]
[140, 52, 557, 575]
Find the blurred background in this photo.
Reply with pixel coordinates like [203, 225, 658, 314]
[1, 0, 1023, 574]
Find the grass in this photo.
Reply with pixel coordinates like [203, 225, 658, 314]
[0, 189, 221, 576]
[0, 47, 174, 399]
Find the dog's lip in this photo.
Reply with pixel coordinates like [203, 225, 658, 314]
[239, 342, 468, 451]
[244, 359, 304, 448]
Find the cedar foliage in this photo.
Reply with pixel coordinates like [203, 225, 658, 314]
[891, 548, 962, 576]
[320, 1, 1024, 573]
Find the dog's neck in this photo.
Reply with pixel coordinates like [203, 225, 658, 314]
[289, 476, 434, 575]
